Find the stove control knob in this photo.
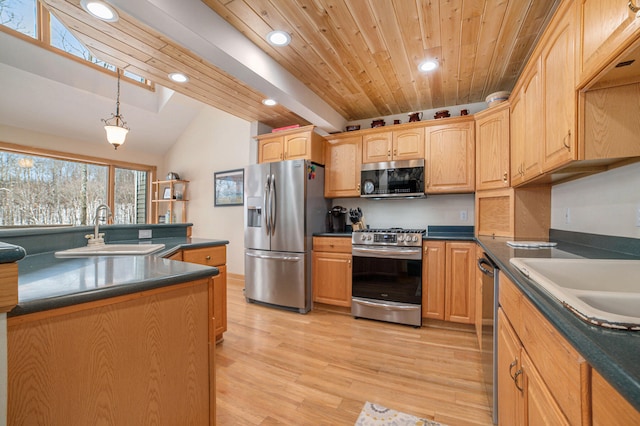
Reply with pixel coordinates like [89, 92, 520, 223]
[397, 235, 405, 242]
[361, 234, 367, 242]
[412, 236, 419, 242]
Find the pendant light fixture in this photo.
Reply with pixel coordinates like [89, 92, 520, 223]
[102, 69, 129, 149]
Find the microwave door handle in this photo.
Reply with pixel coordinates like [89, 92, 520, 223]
[264, 175, 271, 235]
[269, 174, 276, 235]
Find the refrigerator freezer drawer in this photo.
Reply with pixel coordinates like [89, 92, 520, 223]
[244, 249, 309, 313]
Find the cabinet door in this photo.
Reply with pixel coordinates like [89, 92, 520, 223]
[510, 92, 525, 186]
[425, 121, 475, 193]
[258, 136, 284, 163]
[445, 241, 475, 324]
[580, 0, 640, 82]
[212, 265, 227, 340]
[476, 105, 510, 190]
[325, 136, 362, 198]
[393, 127, 425, 160]
[362, 131, 392, 163]
[422, 241, 446, 320]
[497, 309, 524, 426]
[284, 132, 310, 160]
[592, 369, 640, 425]
[312, 251, 352, 307]
[543, 1, 577, 172]
[522, 59, 543, 181]
[521, 351, 570, 426]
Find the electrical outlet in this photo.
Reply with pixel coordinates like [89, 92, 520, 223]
[460, 210, 468, 222]
[139, 229, 152, 239]
[565, 208, 571, 224]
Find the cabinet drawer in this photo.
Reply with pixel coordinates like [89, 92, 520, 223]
[312, 237, 352, 253]
[182, 246, 226, 266]
[498, 272, 523, 335]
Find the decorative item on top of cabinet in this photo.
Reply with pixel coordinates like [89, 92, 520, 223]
[422, 240, 475, 324]
[324, 134, 362, 198]
[362, 127, 425, 163]
[475, 102, 510, 190]
[475, 187, 550, 239]
[256, 125, 325, 164]
[312, 237, 352, 307]
[425, 118, 475, 193]
[152, 179, 188, 224]
[181, 245, 228, 342]
[498, 272, 589, 425]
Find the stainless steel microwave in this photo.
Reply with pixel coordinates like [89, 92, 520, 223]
[360, 159, 425, 199]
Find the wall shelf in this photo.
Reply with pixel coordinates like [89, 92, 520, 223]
[152, 180, 189, 224]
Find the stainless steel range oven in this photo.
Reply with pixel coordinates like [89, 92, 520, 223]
[351, 228, 424, 327]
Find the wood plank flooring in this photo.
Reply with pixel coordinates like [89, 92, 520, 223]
[216, 277, 493, 425]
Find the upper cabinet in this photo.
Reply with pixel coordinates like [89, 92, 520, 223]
[324, 135, 362, 198]
[257, 125, 325, 164]
[579, 0, 640, 84]
[475, 103, 510, 190]
[425, 118, 475, 194]
[362, 127, 425, 163]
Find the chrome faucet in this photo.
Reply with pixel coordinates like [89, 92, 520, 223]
[86, 204, 112, 245]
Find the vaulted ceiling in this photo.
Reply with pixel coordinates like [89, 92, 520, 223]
[41, 0, 561, 133]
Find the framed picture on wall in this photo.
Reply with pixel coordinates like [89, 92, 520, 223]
[214, 168, 244, 206]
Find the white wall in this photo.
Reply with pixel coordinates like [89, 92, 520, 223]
[551, 161, 640, 239]
[163, 107, 252, 275]
[331, 194, 475, 230]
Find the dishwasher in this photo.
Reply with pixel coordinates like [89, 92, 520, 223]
[477, 253, 499, 425]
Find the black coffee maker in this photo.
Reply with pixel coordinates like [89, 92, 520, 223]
[328, 206, 347, 233]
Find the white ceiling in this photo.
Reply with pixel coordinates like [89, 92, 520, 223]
[0, 30, 205, 154]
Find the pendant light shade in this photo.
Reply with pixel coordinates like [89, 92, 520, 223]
[102, 69, 129, 149]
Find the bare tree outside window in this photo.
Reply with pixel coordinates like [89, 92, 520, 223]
[0, 0, 37, 38]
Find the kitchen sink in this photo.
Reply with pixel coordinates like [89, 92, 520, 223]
[55, 243, 166, 257]
[509, 258, 640, 330]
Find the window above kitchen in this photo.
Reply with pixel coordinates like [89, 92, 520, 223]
[0, 0, 149, 86]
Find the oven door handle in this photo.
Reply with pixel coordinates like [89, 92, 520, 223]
[477, 257, 495, 277]
[353, 298, 419, 311]
[352, 246, 422, 260]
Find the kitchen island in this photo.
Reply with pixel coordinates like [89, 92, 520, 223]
[1, 226, 228, 425]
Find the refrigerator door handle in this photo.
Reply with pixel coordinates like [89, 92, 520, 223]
[264, 174, 271, 235]
[269, 173, 276, 235]
[245, 252, 302, 262]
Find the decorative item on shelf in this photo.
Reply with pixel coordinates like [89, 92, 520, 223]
[434, 109, 450, 119]
[345, 125, 360, 132]
[371, 119, 385, 128]
[486, 91, 510, 107]
[162, 187, 172, 199]
[393, 119, 401, 125]
[102, 69, 129, 150]
[408, 112, 423, 122]
[166, 171, 180, 180]
[460, 109, 469, 116]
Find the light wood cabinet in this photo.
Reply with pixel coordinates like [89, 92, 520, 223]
[475, 103, 510, 190]
[152, 179, 188, 224]
[324, 135, 362, 198]
[511, 57, 543, 186]
[312, 237, 352, 307]
[425, 119, 475, 193]
[181, 245, 228, 342]
[579, 0, 640, 84]
[422, 240, 475, 324]
[592, 369, 640, 425]
[257, 125, 325, 164]
[498, 272, 589, 425]
[542, 1, 578, 172]
[362, 128, 425, 163]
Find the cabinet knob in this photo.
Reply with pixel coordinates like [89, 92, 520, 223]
[562, 130, 571, 151]
[514, 369, 524, 392]
[393, 149, 397, 156]
[503, 172, 508, 183]
[205, 255, 211, 260]
[629, 0, 640, 14]
[388, 150, 391, 157]
[357, 183, 361, 191]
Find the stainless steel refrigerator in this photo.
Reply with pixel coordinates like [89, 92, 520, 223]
[244, 159, 329, 313]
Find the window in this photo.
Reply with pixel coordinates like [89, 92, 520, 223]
[50, 13, 114, 70]
[0, 146, 155, 227]
[0, 0, 37, 38]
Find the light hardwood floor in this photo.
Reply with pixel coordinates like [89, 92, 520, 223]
[216, 277, 493, 425]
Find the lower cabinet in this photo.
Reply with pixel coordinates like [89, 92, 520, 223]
[592, 369, 640, 425]
[179, 245, 228, 342]
[422, 240, 475, 323]
[498, 271, 589, 425]
[312, 236, 352, 307]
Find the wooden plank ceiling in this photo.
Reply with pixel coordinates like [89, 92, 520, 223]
[42, 0, 560, 129]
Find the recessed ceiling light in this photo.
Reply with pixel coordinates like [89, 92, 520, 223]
[80, 0, 119, 22]
[262, 99, 277, 106]
[418, 59, 439, 72]
[266, 30, 291, 47]
[169, 72, 189, 83]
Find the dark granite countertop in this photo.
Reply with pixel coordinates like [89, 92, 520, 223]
[0, 242, 26, 264]
[477, 233, 640, 412]
[10, 236, 229, 317]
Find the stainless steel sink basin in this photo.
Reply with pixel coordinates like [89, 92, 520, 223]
[509, 258, 640, 330]
[55, 243, 166, 257]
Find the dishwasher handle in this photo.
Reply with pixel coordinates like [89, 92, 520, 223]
[477, 257, 495, 277]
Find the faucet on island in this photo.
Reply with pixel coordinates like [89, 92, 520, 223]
[86, 204, 112, 246]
